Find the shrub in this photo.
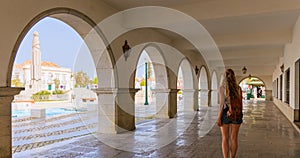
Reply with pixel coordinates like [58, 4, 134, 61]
[52, 90, 65, 95]
[31, 90, 51, 101]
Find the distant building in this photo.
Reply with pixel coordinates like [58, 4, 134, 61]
[12, 60, 73, 91]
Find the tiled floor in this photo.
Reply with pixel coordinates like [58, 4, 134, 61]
[13, 100, 300, 158]
[12, 112, 97, 153]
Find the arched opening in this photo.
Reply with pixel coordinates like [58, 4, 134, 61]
[239, 76, 266, 101]
[177, 59, 194, 111]
[198, 66, 209, 107]
[177, 66, 183, 110]
[134, 45, 167, 123]
[10, 9, 114, 155]
[134, 50, 156, 123]
[211, 71, 218, 106]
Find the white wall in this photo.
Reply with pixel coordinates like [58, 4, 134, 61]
[272, 15, 300, 121]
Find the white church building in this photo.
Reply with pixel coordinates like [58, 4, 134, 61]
[12, 60, 73, 91]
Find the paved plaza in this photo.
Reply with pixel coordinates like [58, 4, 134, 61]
[13, 100, 300, 158]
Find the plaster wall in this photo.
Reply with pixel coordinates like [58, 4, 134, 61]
[273, 15, 300, 121]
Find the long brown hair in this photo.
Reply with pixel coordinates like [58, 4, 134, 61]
[225, 69, 240, 99]
[225, 69, 242, 120]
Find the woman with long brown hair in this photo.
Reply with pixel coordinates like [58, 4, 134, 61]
[217, 69, 243, 158]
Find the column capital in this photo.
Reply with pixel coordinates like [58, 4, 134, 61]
[93, 88, 118, 94]
[182, 89, 197, 92]
[93, 88, 140, 94]
[199, 89, 210, 92]
[152, 88, 180, 93]
[117, 88, 140, 94]
[0, 87, 24, 97]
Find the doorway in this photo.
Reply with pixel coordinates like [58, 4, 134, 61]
[239, 77, 266, 101]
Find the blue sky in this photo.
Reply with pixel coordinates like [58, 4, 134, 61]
[15, 17, 95, 78]
[15, 17, 153, 79]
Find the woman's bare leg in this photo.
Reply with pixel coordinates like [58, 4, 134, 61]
[220, 124, 230, 158]
[229, 124, 241, 158]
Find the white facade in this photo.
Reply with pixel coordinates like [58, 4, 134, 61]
[12, 60, 73, 91]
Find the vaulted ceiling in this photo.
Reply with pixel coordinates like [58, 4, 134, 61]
[102, 0, 300, 76]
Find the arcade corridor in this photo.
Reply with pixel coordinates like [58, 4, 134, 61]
[1, 1, 300, 157]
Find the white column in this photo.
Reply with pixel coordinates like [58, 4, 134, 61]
[154, 89, 179, 118]
[182, 89, 197, 111]
[199, 89, 209, 107]
[115, 88, 139, 133]
[95, 88, 139, 134]
[211, 90, 219, 106]
[94, 88, 117, 134]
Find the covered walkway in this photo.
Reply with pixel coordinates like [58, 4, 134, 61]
[14, 101, 300, 158]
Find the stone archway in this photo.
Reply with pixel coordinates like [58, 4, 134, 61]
[134, 50, 154, 117]
[239, 76, 266, 101]
[7, 8, 116, 156]
[178, 58, 196, 111]
[142, 45, 168, 118]
[199, 66, 209, 107]
[8, 8, 117, 95]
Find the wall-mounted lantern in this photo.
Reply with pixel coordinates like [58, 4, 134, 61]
[280, 64, 284, 73]
[122, 40, 131, 61]
[242, 66, 247, 74]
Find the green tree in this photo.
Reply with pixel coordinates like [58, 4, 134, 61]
[74, 71, 90, 88]
[140, 79, 145, 86]
[11, 78, 24, 87]
[92, 77, 98, 85]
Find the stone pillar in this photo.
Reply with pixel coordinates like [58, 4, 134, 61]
[94, 88, 117, 134]
[154, 89, 168, 118]
[168, 89, 179, 118]
[95, 88, 139, 134]
[182, 89, 197, 111]
[207, 89, 212, 106]
[0, 87, 23, 158]
[115, 88, 139, 133]
[265, 90, 273, 101]
[154, 89, 179, 118]
[194, 90, 199, 110]
[294, 109, 299, 122]
[211, 90, 219, 106]
[199, 89, 209, 107]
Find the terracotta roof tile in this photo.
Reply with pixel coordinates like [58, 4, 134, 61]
[17, 60, 61, 68]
